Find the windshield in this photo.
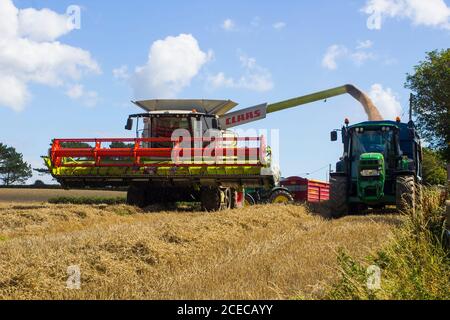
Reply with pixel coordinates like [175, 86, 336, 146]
[151, 117, 190, 138]
[350, 129, 395, 177]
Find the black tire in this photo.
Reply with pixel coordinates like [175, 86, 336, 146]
[268, 189, 294, 204]
[329, 175, 348, 218]
[396, 175, 416, 213]
[201, 187, 221, 212]
[127, 185, 147, 208]
[244, 193, 256, 206]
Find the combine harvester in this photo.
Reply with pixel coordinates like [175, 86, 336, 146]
[45, 84, 417, 212]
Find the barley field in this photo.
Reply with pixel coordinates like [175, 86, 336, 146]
[0, 195, 403, 300]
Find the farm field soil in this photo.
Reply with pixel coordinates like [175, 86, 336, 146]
[0, 188, 126, 203]
[0, 203, 403, 299]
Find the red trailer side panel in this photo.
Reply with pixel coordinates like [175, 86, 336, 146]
[280, 177, 329, 203]
[307, 179, 330, 202]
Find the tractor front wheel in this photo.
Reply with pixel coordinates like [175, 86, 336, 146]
[396, 175, 416, 213]
[329, 175, 348, 218]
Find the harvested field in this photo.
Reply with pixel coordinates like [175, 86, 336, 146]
[0, 188, 126, 203]
[0, 202, 403, 300]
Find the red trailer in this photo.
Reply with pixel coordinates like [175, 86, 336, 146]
[245, 176, 329, 205]
[280, 176, 329, 203]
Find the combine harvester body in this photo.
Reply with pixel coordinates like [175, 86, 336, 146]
[44, 84, 386, 211]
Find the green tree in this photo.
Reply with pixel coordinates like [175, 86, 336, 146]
[422, 148, 447, 185]
[60, 142, 91, 148]
[405, 49, 450, 161]
[109, 142, 134, 148]
[0, 143, 33, 186]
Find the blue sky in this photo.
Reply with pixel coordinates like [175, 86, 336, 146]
[1, 0, 449, 183]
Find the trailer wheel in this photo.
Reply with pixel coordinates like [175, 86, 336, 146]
[269, 189, 294, 204]
[244, 193, 256, 206]
[127, 185, 147, 208]
[396, 175, 416, 213]
[201, 187, 222, 212]
[329, 175, 348, 218]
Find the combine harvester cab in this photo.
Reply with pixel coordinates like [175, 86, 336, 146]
[44, 100, 278, 211]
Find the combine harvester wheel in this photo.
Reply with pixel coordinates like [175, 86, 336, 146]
[127, 185, 147, 208]
[201, 187, 237, 211]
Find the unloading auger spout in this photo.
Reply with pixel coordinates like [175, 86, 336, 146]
[219, 84, 383, 129]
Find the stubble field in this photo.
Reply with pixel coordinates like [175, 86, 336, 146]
[0, 188, 403, 300]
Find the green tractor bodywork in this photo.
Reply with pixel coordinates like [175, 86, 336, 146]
[329, 119, 422, 216]
[357, 153, 385, 203]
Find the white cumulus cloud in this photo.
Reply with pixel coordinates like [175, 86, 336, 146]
[362, 0, 450, 30]
[273, 22, 287, 30]
[66, 84, 84, 99]
[18, 7, 75, 42]
[0, 0, 100, 111]
[130, 34, 211, 99]
[65, 84, 99, 107]
[322, 41, 375, 70]
[351, 51, 376, 66]
[0, 75, 30, 111]
[322, 45, 349, 70]
[368, 83, 403, 120]
[356, 39, 373, 49]
[113, 65, 130, 80]
[208, 54, 274, 92]
[222, 19, 236, 31]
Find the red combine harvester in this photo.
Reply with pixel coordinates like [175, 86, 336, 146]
[44, 84, 374, 211]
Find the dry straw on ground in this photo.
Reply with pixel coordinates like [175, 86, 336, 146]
[0, 202, 403, 300]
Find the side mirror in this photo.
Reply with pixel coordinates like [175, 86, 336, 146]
[125, 118, 133, 130]
[330, 131, 338, 142]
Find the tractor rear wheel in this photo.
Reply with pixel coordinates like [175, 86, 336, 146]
[396, 175, 416, 213]
[127, 185, 147, 208]
[329, 175, 348, 218]
[269, 189, 294, 204]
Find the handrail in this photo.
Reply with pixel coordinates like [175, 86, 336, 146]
[50, 137, 267, 168]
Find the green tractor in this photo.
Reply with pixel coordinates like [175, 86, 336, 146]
[329, 117, 422, 217]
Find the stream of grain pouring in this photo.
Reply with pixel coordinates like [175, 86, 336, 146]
[345, 84, 383, 121]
